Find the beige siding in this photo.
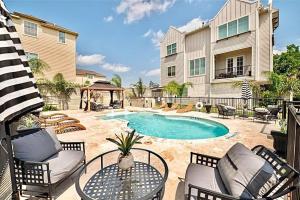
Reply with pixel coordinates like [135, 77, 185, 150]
[185, 28, 211, 97]
[12, 16, 77, 81]
[160, 52, 184, 86]
[160, 27, 184, 58]
[210, 82, 241, 98]
[259, 11, 272, 81]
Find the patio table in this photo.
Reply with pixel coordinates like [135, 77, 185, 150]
[76, 148, 168, 200]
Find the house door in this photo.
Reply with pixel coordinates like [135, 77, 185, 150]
[226, 58, 234, 75]
[237, 56, 244, 76]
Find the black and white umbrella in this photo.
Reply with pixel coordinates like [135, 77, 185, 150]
[0, 1, 43, 122]
[0, 1, 43, 199]
[241, 79, 252, 100]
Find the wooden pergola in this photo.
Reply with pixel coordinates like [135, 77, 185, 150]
[79, 81, 124, 111]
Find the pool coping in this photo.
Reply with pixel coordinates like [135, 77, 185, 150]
[97, 110, 234, 142]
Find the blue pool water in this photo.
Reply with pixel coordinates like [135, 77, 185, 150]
[101, 112, 229, 140]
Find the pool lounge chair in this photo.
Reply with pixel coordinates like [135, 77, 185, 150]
[163, 103, 179, 111]
[40, 113, 68, 120]
[153, 103, 167, 110]
[12, 127, 86, 199]
[216, 104, 236, 118]
[185, 143, 300, 200]
[177, 103, 193, 113]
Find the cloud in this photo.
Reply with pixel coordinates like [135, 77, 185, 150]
[77, 54, 105, 66]
[143, 68, 160, 77]
[143, 29, 165, 48]
[102, 63, 130, 73]
[77, 54, 130, 73]
[117, 0, 176, 24]
[103, 15, 114, 22]
[178, 17, 206, 33]
[273, 46, 286, 55]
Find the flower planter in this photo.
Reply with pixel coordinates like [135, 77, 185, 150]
[271, 130, 287, 158]
[204, 104, 212, 113]
[118, 152, 134, 170]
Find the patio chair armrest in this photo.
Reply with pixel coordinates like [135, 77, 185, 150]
[187, 184, 238, 200]
[190, 152, 220, 168]
[14, 158, 51, 185]
[60, 141, 85, 152]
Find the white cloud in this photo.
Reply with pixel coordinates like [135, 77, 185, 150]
[104, 15, 114, 22]
[77, 54, 105, 66]
[273, 46, 286, 55]
[117, 0, 176, 24]
[77, 54, 130, 73]
[178, 17, 206, 33]
[143, 68, 160, 77]
[102, 63, 130, 73]
[143, 29, 165, 48]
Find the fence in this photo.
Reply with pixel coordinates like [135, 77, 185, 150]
[128, 96, 284, 116]
[287, 105, 300, 200]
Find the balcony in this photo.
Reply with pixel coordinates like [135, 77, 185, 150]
[215, 65, 252, 79]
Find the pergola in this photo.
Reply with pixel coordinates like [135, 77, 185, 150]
[79, 81, 124, 111]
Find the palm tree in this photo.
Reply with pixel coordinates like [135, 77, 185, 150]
[28, 58, 50, 76]
[111, 74, 122, 99]
[232, 80, 262, 98]
[131, 78, 146, 97]
[41, 73, 79, 110]
[163, 81, 193, 97]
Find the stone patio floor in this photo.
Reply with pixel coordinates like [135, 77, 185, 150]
[28, 107, 279, 200]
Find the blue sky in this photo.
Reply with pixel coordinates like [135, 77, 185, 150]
[6, 0, 300, 86]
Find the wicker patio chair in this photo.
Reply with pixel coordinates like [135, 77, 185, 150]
[12, 127, 86, 199]
[216, 104, 236, 118]
[185, 143, 299, 200]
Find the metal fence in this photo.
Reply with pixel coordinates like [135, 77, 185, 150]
[287, 105, 300, 200]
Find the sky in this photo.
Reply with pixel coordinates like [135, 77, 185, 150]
[5, 0, 300, 86]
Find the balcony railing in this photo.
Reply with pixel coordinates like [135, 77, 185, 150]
[215, 65, 251, 79]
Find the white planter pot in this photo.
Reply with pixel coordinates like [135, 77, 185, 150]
[118, 153, 134, 170]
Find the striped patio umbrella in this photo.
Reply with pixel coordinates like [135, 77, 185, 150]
[0, 1, 43, 122]
[0, 1, 43, 199]
[241, 79, 252, 100]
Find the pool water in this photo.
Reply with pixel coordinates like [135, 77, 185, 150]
[101, 112, 229, 140]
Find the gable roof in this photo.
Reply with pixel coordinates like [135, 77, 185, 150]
[76, 68, 106, 77]
[11, 11, 78, 36]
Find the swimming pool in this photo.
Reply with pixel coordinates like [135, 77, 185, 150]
[101, 112, 229, 140]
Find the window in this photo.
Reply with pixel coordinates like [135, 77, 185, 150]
[25, 52, 38, 60]
[226, 58, 234, 74]
[87, 74, 94, 79]
[167, 66, 175, 77]
[218, 24, 227, 39]
[238, 16, 249, 34]
[24, 21, 37, 37]
[59, 31, 66, 43]
[228, 20, 237, 37]
[190, 58, 205, 76]
[167, 43, 176, 56]
[237, 56, 244, 76]
[218, 15, 249, 39]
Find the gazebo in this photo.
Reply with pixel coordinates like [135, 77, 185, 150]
[79, 80, 124, 111]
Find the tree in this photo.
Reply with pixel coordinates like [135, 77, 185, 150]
[111, 74, 122, 99]
[149, 81, 159, 88]
[28, 58, 50, 76]
[232, 80, 262, 97]
[131, 78, 146, 97]
[274, 44, 300, 77]
[40, 73, 79, 110]
[163, 81, 193, 97]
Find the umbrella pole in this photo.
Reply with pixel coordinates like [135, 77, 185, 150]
[4, 122, 19, 200]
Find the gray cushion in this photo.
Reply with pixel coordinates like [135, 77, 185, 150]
[185, 163, 228, 198]
[45, 127, 62, 152]
[44, 150, 84, 183]
[12, 129, 61, 162]
[217, 143, 278, 198]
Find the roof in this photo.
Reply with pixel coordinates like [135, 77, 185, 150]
[81, 81, 124, 91]
[76, 68, 106, 77]
[11, 12, 78, 36]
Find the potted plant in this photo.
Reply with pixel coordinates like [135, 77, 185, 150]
[271, 119, 287, 158]
[106, 130, 143, 170]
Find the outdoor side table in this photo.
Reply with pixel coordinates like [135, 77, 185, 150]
[76, 148, 168, 200]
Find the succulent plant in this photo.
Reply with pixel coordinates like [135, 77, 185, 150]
[106, 129, 143, 156]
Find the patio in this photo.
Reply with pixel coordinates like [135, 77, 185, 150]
[41, 107, 278, 200]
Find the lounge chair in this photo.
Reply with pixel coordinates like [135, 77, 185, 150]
[55, 123, 87, 134]
[185, 143, 300, 200]
[163, 102, 179, 111]
[177, 103, 193, 113]
[253, 107, 279, 122]
[40, 113, 68, 120]
[12, 127, 86, 199]
[39, 116, 80, 127]
[153, 103, 167, 110]
[216, 104, 236, 118]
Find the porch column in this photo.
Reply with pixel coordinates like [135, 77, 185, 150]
[79, 89, 84, 109]
[121, 90, 124, 108]
[87, 88, 91, 112]
[110, 90, 114, 106]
